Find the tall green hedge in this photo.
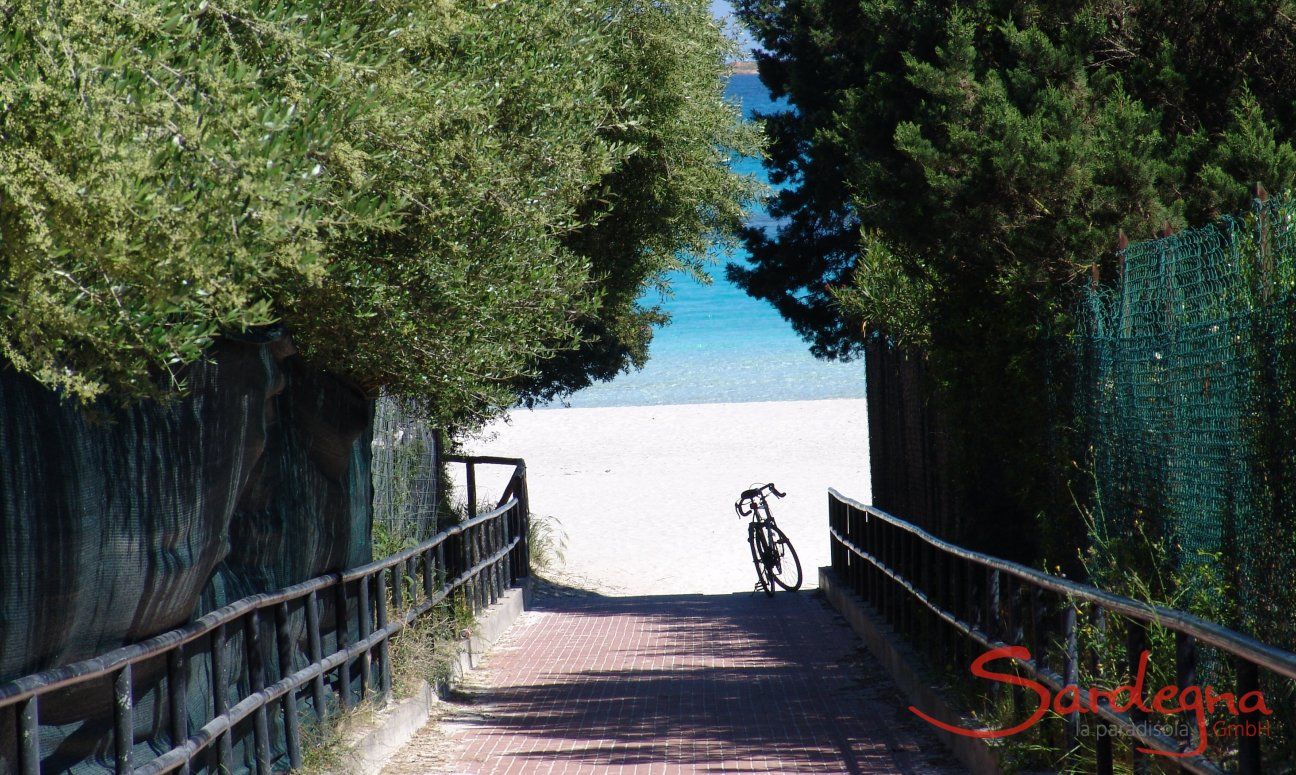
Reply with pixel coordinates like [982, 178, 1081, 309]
[0, 0, 757, 425]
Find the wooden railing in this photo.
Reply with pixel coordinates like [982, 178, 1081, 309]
[829, 489, 1296, 775]
[0, 456, 529, 775]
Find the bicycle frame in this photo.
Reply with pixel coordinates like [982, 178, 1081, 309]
[737, 483, 801, 595]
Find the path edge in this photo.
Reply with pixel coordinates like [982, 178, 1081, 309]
[819, 567, 1005, 775]
[330, 579, 533, 774]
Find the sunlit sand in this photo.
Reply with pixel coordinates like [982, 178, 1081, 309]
[461, 398, 870, 595]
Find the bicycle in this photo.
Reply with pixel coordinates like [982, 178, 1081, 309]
[735, 483, 803, 596]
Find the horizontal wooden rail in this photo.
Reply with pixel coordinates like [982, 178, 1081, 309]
[829, 489, 1296, 775]
[1, 456, 530, 775]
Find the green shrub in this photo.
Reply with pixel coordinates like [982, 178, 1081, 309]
[1, 0, 757, 426]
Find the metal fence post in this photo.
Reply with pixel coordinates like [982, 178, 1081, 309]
[437, 540, 448, 599]
[335, 582, 352, 712]
[1063, 604, 1079, 745]
[828, 496, 839, 576]
[245, 612, 271, 775]
[113, 664, 133, 775]
[1237, 658, 1262, 775]
[952, 556, 967, 668]
[1128, 620, 1148, 775]
[899, 530, 912, 638]
[1175, 631, 1197, 760]
[167, 647, 189, 775]
[517, 463, 531, 575]
[376, 571, 392, 698]
[1096, 725, 1114, 775]
[870, 515, 883, 612]
[423, 548, 436, 601]
[880, 522, 892, 622]
[456, 527, 469, 613]
[211, 623, 232, 771]
[852, 505, 864, 599]
[392, 560, 404, 615]
[407, 556, 418, 606]
[1092, 606, 1112, 775]
[985, 568, 999, 642]
[358, 574, 372, 699]
[1004, 575, 1018, 646]
[466, 461, 477, 517]
[275, 602, 303, 770]
[460, 527, 472, 613]
[479, 521, 490, 610]
[18, 696, 39, 775]
[306, 590, 328, 721]
[1028, 587, 1042, 673]
[491, 514, 503, 604]
[935, 546, 949, 668]
[472, 524, 485, 612]
[503, 498, 515, 586]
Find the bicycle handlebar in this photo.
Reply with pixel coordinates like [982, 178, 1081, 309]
[739, 483, 785, 502]
[735, 483, 785, 517]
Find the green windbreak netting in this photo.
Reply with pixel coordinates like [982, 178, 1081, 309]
[0, 330, 373, 772]
[1075, 194, 1296, 648]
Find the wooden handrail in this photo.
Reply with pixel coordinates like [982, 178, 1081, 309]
[0, 454, 531, 775]
[828, 490, 1295, 774]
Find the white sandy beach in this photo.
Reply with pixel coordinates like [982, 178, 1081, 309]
[460, 398, 871, 596]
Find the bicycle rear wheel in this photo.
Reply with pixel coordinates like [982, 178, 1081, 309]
[748, 525, 775, 596]
[763, 523, 803, 591]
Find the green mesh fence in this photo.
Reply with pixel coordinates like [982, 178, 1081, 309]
[372, 395, 443, 545]
[1075, 193, 1296, 649]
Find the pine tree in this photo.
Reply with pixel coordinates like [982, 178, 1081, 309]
[734, 0, 1296, 553]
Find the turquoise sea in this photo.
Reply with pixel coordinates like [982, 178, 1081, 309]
[555, 74, 866, 408]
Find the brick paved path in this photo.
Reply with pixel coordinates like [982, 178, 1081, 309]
[386, 589, 963, 774]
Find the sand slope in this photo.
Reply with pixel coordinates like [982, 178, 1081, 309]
[461, 398, 871, 595]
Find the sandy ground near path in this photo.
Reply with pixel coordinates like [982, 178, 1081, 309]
[457, 398, 871, 596]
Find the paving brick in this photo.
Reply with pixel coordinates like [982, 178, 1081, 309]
[403, 590, 965, 774]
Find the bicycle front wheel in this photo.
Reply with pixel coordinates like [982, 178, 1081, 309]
[763, 523, 803, 591]
[748, 525, 775, 596]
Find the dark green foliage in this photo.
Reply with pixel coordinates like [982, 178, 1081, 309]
[734, 0, 1296, 558]
[0, 0, 757, 426]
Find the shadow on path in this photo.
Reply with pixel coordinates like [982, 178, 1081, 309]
[433, 587, 964, 774]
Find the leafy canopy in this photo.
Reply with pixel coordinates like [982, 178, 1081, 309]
[0, 0, 757, 425]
